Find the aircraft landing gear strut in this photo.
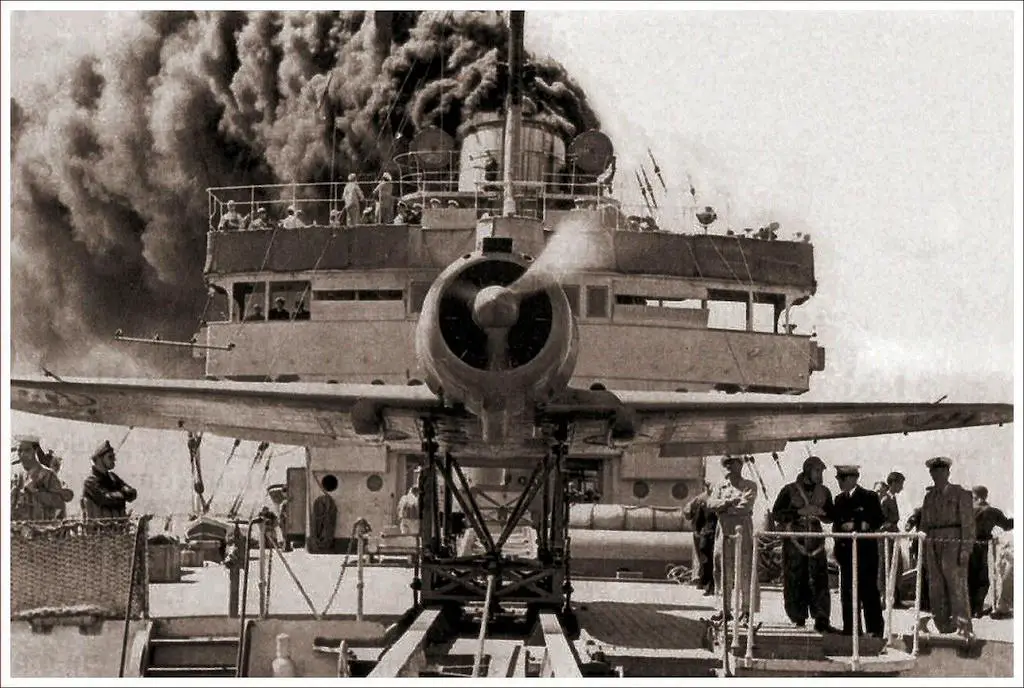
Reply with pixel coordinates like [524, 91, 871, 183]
[414, 419, 573, 614]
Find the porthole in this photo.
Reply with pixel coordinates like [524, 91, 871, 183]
[632, 480, 650, 499]
[366, 474, 384, 492]
[671, 482, 689, 500]
[320, 474, 339, 493]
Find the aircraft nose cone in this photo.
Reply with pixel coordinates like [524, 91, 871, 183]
[472, 285, 519, 330]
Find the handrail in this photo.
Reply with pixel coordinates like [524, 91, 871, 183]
[744, 530, 927, 671]
[235, 517, 263, 674]
[118, 517, 147, 678]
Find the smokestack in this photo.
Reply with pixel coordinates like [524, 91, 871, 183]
[501, 10, 525, 217]
[10, 10, 598, 376]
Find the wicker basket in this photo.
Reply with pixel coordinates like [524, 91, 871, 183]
[10, 518, 149, 619]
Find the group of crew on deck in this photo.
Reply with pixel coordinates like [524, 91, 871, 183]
[10, 436, 137, 522]
[215, 173, 477, 232]
[685, 454, 1013, 643]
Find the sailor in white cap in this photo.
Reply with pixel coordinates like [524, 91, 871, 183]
[10, 435, 74, 521]
[81, 440, 138, 520]
[832, 464, 885, 637]
[248, 206, 270, 230]
[918, 456, 975, 638]
[706, 456, 758, 623]
[770, 455, 838, 633]
[281, 205, 307, 229]
[218, 200, 247, 231]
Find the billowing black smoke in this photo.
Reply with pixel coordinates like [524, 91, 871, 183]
[10, 10, 599, 377]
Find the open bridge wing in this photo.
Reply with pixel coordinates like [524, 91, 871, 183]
[544, 389, 1014, 457]
[10, 375, 443, 449]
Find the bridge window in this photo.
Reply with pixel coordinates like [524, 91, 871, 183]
[562, 285, 580, 315]
[233, 282, 266, 321]
[270, 280, 311, 320]
[314, 289, 404, 301]
[585, 285, 609, 318]
[409, 281, 432, 313]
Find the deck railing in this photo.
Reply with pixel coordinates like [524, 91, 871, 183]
[724, 529, 926, 673]
[205, 181, 784, 237]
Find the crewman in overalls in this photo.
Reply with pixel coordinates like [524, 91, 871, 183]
[918, 456, 974, 639]
[707, 456, 758, 623]
[771, 455, 838, 633]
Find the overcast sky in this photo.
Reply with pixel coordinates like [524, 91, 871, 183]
[4, 6, 1021, 522]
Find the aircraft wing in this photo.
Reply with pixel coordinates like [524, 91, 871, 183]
[10, 376, 444, 448]
[550, 389, 1014, 457]
[10, 376, 1013, 459]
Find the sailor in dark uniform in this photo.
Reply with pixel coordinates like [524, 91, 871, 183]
[832, 465, 885, 637]
[82, 440, 138, 519]
[771, 455, 837, 632]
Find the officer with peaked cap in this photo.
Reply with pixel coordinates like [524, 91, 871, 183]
[918, 456, 974, 638]
[707, 456, 759, 623]
[11, 435, 75, 521]
[832, 464, 885, 636]
[82, 440, 138, 519]
[771, 455, 838, 633]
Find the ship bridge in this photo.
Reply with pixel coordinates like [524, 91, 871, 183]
[198, 114, 824, 397]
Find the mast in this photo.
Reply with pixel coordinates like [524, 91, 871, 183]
[501, 10, 525, 217]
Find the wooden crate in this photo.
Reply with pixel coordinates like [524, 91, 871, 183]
[148, 543, 182, 583]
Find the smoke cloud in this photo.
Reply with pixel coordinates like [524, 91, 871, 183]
[10, 10, 599, 377]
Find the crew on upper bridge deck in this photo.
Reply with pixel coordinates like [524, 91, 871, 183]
[343, 173, 365, 226]
[218, 200, 247, 231]
[373, 172, 395, 224]
[281, 206, 307, 229]
[329, 208, 343, 228]
[248, 206, 270, 230]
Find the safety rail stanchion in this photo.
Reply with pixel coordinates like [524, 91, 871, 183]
[745, 534, 759, 664]
[885, 537, 899, 646]
[720, 530, 731, 677]
[258, 520, 268, 618]
[913, 532, 924, 657]
[851, 535, 859, 671]
[756, 530, 925, 665]
[356, 530, 366, 622]
[731, 527, 742, 651]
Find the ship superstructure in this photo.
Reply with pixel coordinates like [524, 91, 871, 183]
[200, 101, 823, 558]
